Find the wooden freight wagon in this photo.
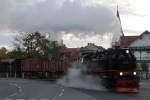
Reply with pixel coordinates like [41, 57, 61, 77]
[0, 59, 21, 78]
[21, 59, 70, 79]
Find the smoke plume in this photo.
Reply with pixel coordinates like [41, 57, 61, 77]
[57, 62, 106, 91]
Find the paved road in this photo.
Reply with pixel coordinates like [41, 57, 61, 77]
[0, 78, 149, 100]
[75, 80, 150, 100]
[0, 78, 97, 100]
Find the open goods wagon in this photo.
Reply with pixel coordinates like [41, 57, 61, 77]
[21, 59, 70, 78]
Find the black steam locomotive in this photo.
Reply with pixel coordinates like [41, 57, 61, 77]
[80, 47, 139, 92]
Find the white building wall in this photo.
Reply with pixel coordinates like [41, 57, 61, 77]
[134, 51, 150, 60]
[133, 51, 140, 60]
[130, 34, 150, 47]
[129, 33, 150, 61]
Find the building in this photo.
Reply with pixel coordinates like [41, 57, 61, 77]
[59, 47, 80, 62]
[120, 31, 150, 80]
[120, 30, 150, 63]
[80, 43, 105, 54]
[59, 43, 105, 63]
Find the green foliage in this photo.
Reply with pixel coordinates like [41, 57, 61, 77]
[7, 48, 27, 59]
[136, 63, 142, 71]
[22, 32, 49, 58]
[12, 32, 62, 59]
[48, 41, 61, 61]
[0, 47, 8, 59]
[140, 63, 149, 72]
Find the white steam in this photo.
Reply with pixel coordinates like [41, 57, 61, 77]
[57, 62, 106, 91]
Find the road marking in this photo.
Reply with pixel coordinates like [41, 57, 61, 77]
[62, 89, 64, 92]
[52, 86, 65, 99]
[52, 98, 56, 100]
[18, 86, 22, 92]
[8, 83, 22, 97]
[59, 92, 64, 97]
[9, 83, 18, 87]
[58, 93, 62, 96]
[9, 93, 18, 97]
[40, 99, 49, 100]
[9, 83, 14, 86]
[58, 87, 65, 97]
[4, 99, 13, 100]
[16, 99, 25, 100]
[4, 99, 51, 100]
[9, 83, 22, 92]
[28, 99, 37, 100]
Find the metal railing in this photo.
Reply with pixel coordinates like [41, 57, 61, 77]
[136, 57, 150, 63]
[136, 57, 150, 60]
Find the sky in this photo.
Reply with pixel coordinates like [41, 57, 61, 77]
[0, 0, 149, 49]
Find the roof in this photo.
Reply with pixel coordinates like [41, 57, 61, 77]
[80, 43, 105, 53]
[120, 36, 138, 47]
[120, 30, 150, 47]
[139, 30, 150, 37]
[59, 48, 80, 60]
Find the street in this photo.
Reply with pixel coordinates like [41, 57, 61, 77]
[0, 78, 149, 100]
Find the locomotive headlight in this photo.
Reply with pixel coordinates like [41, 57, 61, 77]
[120, 72, 123, 76]
[81, 58, 84, 63]
[126, 50, 129, 53]
[133, 72, 137, 75]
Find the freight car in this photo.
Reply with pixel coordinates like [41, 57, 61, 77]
[21, 59, 70, 79]
[0, 59, 21, 77]
[0, 58, 70, 79]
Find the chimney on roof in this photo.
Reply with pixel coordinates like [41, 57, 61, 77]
[61, 40, 63, 46]
[144, 30, 149, 33]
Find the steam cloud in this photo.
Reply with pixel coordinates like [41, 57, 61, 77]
[57, 62, 106, 91]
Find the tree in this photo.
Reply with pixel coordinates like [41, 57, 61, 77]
[0, 47, 8, 59]
[7, 48, 27, 59]
[14, 32, 49, 58]
[141, 63, 149, 72]
[13, 32, 62, 59]
[48, 41, 61, 61]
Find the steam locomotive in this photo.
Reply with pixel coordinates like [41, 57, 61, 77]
[80, 46, 139, 92]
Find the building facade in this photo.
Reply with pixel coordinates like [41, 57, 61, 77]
[120, 31, 150, 63]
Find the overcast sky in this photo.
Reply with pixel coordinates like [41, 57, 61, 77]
[0, 0, 149, 49]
